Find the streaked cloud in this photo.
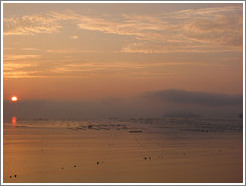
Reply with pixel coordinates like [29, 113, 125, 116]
[46, 49, 97, 54]
[3, 56, 227, 79]
[121, 42, 242, 54]
[21, 48, 39, 51]
[4, 63, 34, 70]
[3, 14, 61, 35]
[3, 54, 40, 61]
[3, 62, 37, 78]
[4, 5, 242, 54]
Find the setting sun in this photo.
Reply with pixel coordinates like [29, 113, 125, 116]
[11, 96, 18, 102]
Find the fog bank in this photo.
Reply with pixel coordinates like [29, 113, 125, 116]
[3, 89, 243, 120]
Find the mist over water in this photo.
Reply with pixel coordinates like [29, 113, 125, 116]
[4, 89, 243, 121]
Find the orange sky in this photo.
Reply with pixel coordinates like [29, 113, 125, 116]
[3, 3, 243, 101]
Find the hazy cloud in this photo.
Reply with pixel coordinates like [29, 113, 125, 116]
[46, 49, 97, 54]
[3, 14, 61, 35]
[120, 42, 241, 54]
[70, 35, 79, 39]
[21, 48, 39, 51]
[143, 89, 243, 107]
[4, 54, 40, 61]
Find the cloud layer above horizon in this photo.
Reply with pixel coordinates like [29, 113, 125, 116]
[4, 5, 242, 52]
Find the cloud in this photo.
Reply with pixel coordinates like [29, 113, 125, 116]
[4, 63, 34, 69]
[3, 54, 40, 61]
[49, 62, 172, 79]
[3, 14, 61, 36]
[70, 6, 243, 53]
[120, 42, 242, 54]
[46, 49, 96, 54]
[70, 35, 79, 39]
[120, 6, 243, 53]
[4, 5, 243, 53]
[3, 56, 226, 79]
[3, 62, 39, 79]
[21, 48, 39, 51]
[3, 71, 45, 79]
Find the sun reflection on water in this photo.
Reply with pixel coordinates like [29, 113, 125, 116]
[12, 117, 17, 127]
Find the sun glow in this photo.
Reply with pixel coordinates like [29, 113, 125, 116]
[11, 96, 18, 102]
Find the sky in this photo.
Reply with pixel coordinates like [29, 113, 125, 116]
[3, 3, 243, 104]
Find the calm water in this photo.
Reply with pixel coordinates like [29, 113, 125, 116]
[3, 117, 243, 183]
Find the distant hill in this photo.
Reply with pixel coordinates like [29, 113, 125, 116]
[164, 112, 200, 118]
[238, 113, 243, 118]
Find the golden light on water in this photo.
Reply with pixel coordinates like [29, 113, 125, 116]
[12, 116, 16, 127]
